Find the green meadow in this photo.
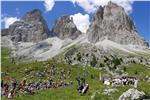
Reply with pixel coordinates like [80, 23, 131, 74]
[1, 47, 150, 100]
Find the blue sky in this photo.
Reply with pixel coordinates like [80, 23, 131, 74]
[1, 1, 150, 44]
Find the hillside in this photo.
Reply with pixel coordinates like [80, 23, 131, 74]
[1, 47, 150, 100]
[1, 1, 150, 100]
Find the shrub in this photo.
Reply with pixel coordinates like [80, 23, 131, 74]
[77, 52, 82, 62]
[90, 54, 97, 67]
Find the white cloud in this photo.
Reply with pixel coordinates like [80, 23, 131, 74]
[70, 13, 90, 33]
[2, 17, 20, 28]
[71, 0, 134, 14]
[71, 0, 96, 13]
[44, 0, 55, 12]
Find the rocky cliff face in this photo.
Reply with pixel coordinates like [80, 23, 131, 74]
[52, 16, 82, 40]
[3, 9, 50, 42]
[87, 1, 148, 47]
[1, 29, 9, 36]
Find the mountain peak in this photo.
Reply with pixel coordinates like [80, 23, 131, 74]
[58, 15, 73, 22]
[87, 2, 148, 47]
[29, 9, 42, 14]
[3, 9, 50, 42]
[22, 9, 42, 22]
[107, 1, 118, 7]
[52, 15, 81, 40]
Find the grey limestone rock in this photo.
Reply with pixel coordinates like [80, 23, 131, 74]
[2, 9, 51, 42]
[52, 15, 82, 40]
[118, 88, 147, 100]
[87, 1, 148, 47]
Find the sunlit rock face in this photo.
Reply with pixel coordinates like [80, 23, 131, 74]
[87, 1, 148, 47]
[52, 15, 82, 40]
[3, 9, 51, 42]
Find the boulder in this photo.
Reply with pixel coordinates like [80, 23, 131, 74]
[118, 88, 147, 100]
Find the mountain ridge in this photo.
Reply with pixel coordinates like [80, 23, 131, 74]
[2, 9, 51, 42]
[1, 2, 150, 64]
[51, 15, 82, 40]
[87, 1, 148, 47]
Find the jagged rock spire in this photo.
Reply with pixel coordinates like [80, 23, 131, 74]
[87, 2, 148, 47]
[3, 9, 51, 42]
[52, 15, 82, 40]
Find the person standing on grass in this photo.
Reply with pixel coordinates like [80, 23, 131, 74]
[7, 91, 13, 99]
[11, 79, 17, 90]
[1, 80, 4, 88]
[134, 78, 138, 88]
[76, 76, 81, 86]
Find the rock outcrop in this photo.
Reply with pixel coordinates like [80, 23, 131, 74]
[118, 88, 149, 100]
[52, 16, 82, 40]
[1, 29, 9, 36]
[87, 1, 148, 47]
[2, 9, 50, 42]
[103, 88, 118, 95]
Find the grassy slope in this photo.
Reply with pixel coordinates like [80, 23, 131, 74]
[1, 47, 150, 100]
[126, 64, 150, 77]
[125, 64, 150, 94]
[1, 47, 14, 72]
